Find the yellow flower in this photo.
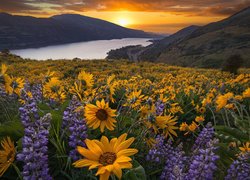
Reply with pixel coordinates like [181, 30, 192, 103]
[225, 103, 234, 110]
[85, 99, 116, 132]
[43, 77, 66, 102]
[125, 89, 145, 108]
[78, 71, 94, 88]
[242, 88, 250, 98]
[0, 64, 7, 76]
[195, 116, 205, 123]
[107, 75, 118, 103]
[179, 122, 188, 131]
[4, 75, 24, 96]
[216, 93, 234, 111]
[0, 137, 16, 177]
[69, 81, 93, 102]
[73, 134, 138, 180]
[43, 70, 55, 82]
[188, 122, 198, 132]
[235, 95, 243, 101]
[145, 137, 156, 147]
[239, 142, 250, 153]
[145, 114, 167, 133]
[162, 115, 178, 138]
[168, 103, 183, 115]
[196, 106, 206, 114]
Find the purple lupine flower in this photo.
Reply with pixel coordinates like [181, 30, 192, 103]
[147, 136, 187, 180]
[31, 84, 43, 102]
[22, 81, 42, 102]
[160, 143, 186, 180]
[186, 139, 220, 180]
[155, 100, 165, 116]
[192, 122, 214, 150]
[62, 96, 87, 161]
[225, 153, 250, 180]
[17, 92, 52, 180]
[146, 136, 167, 163]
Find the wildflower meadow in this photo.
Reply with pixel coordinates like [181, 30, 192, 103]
[0, 54, 249, 179]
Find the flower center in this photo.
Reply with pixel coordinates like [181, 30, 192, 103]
[96, 109, 108, 121]
[81, 80, 87, 86]
[11, 81, 18, 89]
[51, 85, 60, 93]
[99, 152, 117, 166]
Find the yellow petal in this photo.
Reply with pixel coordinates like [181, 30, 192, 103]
[99, 170, 110, 180]
[73, 159, 98, 168]
[115, 156, 132, 163]
[100, 121, 106, 133]
[77, 146, 99, 161]
[114, 134, 127, 150]
[113, 163, 122, 179]
[118, 162, 132, 169]
[117, 149, 138, 157]
[100, 136, 112, 152]
[115, 137, 135, 152]
[96, 166, 106, 175]
[85, 139, 103, 155]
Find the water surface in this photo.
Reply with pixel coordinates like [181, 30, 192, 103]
[11, 38, 152, 60]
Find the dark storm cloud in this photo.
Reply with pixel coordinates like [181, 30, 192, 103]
[0, 0, 249, 16]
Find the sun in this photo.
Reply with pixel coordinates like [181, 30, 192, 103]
[116, 18, 130, 27]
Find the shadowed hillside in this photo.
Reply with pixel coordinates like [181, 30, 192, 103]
[156, 7, 250, 68]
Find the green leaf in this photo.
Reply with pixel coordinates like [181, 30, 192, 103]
[123, 161, 146, 180]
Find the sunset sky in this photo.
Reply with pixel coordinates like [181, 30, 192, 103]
[0, 0, 249, 34]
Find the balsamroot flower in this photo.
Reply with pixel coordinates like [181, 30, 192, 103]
[216, 92, 234, 111]
[4, 76, 24, 96]
[0, 137, 16, 177]
[85, 99, 116, 132]
[43, 77, 66, 102]
[242, 88, 250, 98]
[73, 133, 138, 180]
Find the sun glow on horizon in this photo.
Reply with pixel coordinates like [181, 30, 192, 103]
[116, 18, 131, 27]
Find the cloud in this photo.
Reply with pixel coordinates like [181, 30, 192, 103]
[0, 0, 249, 16]
[0, 0, 40, 12]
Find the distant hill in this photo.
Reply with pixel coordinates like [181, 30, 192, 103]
[155, 7, 250, 68]
[107, 7, 250, 68]
[0, 13, 156, 50]
[138, 25, 200, 61]
[106, 26, 198, 61]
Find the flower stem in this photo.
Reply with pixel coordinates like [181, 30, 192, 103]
[12, 163, 22, 180]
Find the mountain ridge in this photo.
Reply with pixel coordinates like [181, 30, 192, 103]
[0, 13, 157, 50]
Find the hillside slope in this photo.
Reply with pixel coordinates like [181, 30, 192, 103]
[156, 7, 250, 68]
[0, 13, 155, 50]
[138, 25, 199, 61]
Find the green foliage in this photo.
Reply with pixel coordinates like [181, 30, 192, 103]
[123, 161, 146, 180]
